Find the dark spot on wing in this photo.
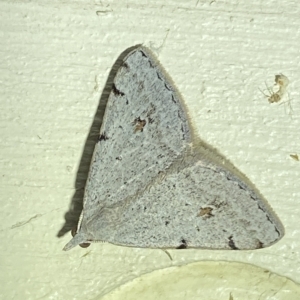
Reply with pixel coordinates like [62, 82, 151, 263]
[99, 132, 109, 141]
[122, 62, 129, 69]
[140, 50, 147, 57]
[256, 240, 264, 249]
[112, 83, 125, 96]
[228, 235, 239, 250]
[197, 207, 213, 219]
[165, 83, 172, 91]
[177, 239, 187, 249]
[133, 117, 146, 133]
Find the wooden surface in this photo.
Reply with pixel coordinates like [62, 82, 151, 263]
[1, 1, 299, 299]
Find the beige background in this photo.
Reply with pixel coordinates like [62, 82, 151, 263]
[1, 0, 299, 299]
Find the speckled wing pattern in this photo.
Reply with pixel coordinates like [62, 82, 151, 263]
[64, 47, 284, 251]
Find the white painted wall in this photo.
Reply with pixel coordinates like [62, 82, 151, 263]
[1, 1, 299, 299]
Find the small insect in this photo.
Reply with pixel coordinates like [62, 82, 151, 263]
[260, 74, 293, 116]
[260, 74, 289, 103]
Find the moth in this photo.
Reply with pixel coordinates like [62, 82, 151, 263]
[64, 47, 284, 251]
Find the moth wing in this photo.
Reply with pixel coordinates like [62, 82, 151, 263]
[64, 47, 193, 250]
[94, 156, 284, 250]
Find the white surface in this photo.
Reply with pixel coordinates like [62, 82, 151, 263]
[1, 1, 299, 299]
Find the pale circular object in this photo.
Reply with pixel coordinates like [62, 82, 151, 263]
[101, 261, 300, 300]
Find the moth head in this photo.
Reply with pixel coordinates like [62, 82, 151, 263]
[63, 227, 91, 251]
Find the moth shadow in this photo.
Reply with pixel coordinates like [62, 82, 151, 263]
[57, 45, 141, 239]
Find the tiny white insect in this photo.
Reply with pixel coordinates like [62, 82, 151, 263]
[260, 74, 289, 103]
[64, 47, 284, 251]
[260, 74, 293, 116]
